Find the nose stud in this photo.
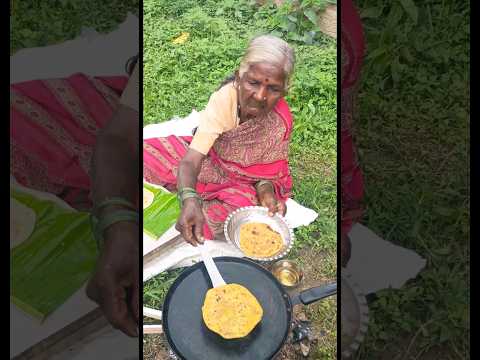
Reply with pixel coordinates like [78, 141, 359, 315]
[263, 97, 267, 101]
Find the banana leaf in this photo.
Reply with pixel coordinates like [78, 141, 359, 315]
[10, 190, 98, 321]
[143, 184, 180, 239]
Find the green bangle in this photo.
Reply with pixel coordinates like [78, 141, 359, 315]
[179, 189, 197, 196]
[93, 197, 136, 215]
[90, 209, 139, 251]
[182, 193, 201, 201]
[177, 187, 199, 201]
[177, 192, 202, 208]
[178, 187, 197, 195]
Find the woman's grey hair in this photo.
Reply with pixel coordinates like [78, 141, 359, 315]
[238, 35, 295, 91]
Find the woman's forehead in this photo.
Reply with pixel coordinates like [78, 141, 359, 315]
[244, 62, 285, 84]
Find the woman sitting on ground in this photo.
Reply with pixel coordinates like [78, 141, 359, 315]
[143, 35, 296, 246]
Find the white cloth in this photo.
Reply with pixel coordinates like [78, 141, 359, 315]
[346, 223, 427, 294]
[143, 110, 201, 139]
[143, 237, 245, 282]
[10, 13, 139, 83]
[142, 197, 319, 282]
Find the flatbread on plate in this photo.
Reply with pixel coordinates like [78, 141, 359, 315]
[239, 222, 283, 258]
[10, 198, 36, 248]
[143, 188, 154, 209]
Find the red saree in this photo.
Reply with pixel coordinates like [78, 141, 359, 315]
[143, 97, 294, 239]
[10, 74, 128, 210]
[341, 0, 366, 238]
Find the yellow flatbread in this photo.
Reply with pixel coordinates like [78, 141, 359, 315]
[10, 198, 36, 249]
[143, 188, 154, 209]
[202, 283, 263, 339]
[239, 222, 283, 258]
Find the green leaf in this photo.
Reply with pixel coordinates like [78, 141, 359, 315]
[421, 326, 429, 337]
[434, 247, 452, 256]
[399, 0, 418, 25]
[270, 30, 283, 38]
[11, 190, 98, 320]
[360, 7, 383, 19]
[287, 21, 297, 32]
[304, 9, 318, 25]
[366, 46, 387, 61]
[433, 206, 455, 217]
[386, 3, 404, 29]
[303, 33, 314, 45]
[379, 331, 389, 340]
[288, 32, 304, 42]
[439, 326, 452, 342]
[400, 46, 415, 63]
[143, 185, 181, 239]
[391, 57, 402, 84]
[279, 18, 290, 31]
[287, 14, 298, 22]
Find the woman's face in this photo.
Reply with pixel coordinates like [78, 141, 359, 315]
[236, 62, 286, 120]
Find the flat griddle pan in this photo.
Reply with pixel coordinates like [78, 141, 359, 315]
[162, 257, 336, 360]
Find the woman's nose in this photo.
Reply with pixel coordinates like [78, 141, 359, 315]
[254, 86, 267, 102]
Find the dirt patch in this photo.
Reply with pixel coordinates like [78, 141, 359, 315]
[143, 333, 170, 360]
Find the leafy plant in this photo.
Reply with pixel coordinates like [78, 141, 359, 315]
[353, 0, 469, 358]
[10, 0, 139, 54]
[268, 0, 336, 45]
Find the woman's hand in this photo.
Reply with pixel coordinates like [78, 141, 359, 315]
[257, 184, 286, 217]
[176, 198, 206, 246]
[86, 221, 139, 337]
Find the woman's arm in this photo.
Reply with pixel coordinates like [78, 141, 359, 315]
[92, 62, 140, 214]
[91, 104, 139, 214]
[175, 149, 207, 246]
[86, 65, 140, 338]
[177, 149, 204, 190]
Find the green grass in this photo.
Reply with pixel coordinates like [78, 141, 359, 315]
[352, 0, 469, 358]
[10, 0, 139, 55]
[143, 0, 337, 251]
[144, 0, 337, 358]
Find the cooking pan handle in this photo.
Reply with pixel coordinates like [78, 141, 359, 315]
[297, 283, 337, 305]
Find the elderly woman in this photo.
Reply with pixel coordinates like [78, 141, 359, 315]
[143, 35, 295, 246]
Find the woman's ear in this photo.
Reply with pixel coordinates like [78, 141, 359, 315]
[234, 70, 240, 88]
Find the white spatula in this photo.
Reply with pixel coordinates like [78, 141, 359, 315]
[143, 306, 163, 335]
[198, 243, 226, 288]
[143, 306, 162, 321]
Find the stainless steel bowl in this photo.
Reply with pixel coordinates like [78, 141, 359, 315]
[270, 259, 304, 288]
[341, 268, 369, 359]
[224, 206, 294, 262]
